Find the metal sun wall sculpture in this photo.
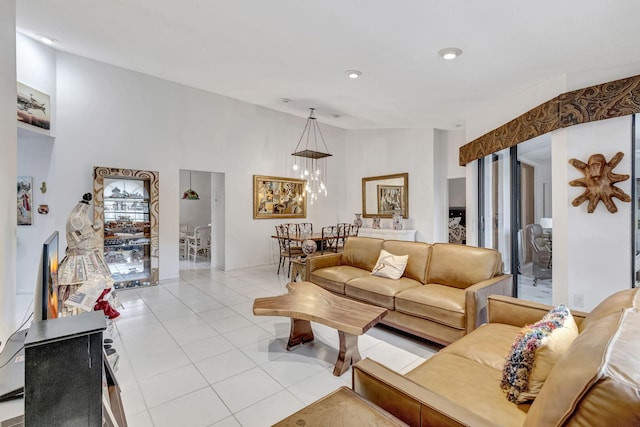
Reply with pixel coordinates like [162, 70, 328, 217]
[568, 152, 630, 213]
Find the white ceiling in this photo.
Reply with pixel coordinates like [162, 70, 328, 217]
[15, 0, 640, 130]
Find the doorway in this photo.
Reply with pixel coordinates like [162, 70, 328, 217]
[179, 169, 225, 270]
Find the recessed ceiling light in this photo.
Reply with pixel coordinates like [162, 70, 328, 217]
[331, 113, 341, 118]
[38, 35, 56, 45]
[438, 47, 462, 60]
[345, 70, 362, 79]
[280, 97, 290, 103]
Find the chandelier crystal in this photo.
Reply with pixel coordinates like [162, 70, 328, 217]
[291, 108, 332, 204]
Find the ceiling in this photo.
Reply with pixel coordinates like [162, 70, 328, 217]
[15, 1, 640, 130]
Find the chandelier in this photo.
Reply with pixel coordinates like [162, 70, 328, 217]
[291, 108, 332, 204]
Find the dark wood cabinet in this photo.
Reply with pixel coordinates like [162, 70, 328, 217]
[23, 311, 123, 426]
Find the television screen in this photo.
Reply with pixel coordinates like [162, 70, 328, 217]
[41, 231, 59, 320]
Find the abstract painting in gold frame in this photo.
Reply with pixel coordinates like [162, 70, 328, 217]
[377, 185, 404, 215]
[253, 175, 306, 219]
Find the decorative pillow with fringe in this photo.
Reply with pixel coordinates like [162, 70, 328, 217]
[501, 304, 579, 403]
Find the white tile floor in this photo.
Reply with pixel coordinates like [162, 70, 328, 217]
[109, 261, 441, 426]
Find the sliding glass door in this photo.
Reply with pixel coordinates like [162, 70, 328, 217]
[479, 148, 512, 273]
[478, 139, 553, 303]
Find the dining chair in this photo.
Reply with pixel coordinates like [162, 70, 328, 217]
[336, 223, 351, 251]
[298, 223, 313, 234]
[321, 225, 339, 254]
[283, 223, 301, 248]
[179, 224, 190, 259]
[187, 225, 211, 262]
[525, 223, 552, 286]
[275, 224, 304, 277]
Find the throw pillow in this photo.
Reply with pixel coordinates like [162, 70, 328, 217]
[371, 249, 409, 280]
[501, 304, 579, 403]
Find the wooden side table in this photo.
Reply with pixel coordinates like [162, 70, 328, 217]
[290, 258, 306, 282]
[273, 386, 408, 426]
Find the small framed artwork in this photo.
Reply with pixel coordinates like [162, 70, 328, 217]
[448, 207, 466, 244]
[253, 175, 306, 219]
[17, 176, 33, 226]
[17, 82, 51, 131]
[377, 185, 404, 215]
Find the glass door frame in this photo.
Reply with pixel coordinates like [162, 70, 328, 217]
[477, 146, 522, 297]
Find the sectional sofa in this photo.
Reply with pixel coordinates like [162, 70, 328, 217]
[305, 237, 513, 345]
[352, 288, 640, 426]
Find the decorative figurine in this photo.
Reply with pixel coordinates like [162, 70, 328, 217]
[568, 152, 630, 213]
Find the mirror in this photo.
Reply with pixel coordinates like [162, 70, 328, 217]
[362, 173, 408, 218]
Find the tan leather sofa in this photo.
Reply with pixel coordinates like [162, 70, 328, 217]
[306, 237, 513, 345]
[352, 288, 640, 427]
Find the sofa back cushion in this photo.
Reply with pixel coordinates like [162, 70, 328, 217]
[427, 243, 501, 289]
[382, 240, 431, 284]
[341, 237, 383, 271]
[523, 308, 640, 427]
[579, 287, 639, 332]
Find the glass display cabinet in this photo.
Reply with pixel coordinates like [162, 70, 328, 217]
[94, 167, 159, 289]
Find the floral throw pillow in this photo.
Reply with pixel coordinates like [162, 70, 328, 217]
[501, 304, 579, 403]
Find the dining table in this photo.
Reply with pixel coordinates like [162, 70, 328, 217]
[272, 232, 325, 243]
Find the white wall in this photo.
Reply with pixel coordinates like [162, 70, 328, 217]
[211, 172, 225, 270]
[344, 128, 435, 242]
[16, 133, 56, 296]
[557, 116, 633, 310]
[51, 52, 347, 278]
[0, 0, 17, 343]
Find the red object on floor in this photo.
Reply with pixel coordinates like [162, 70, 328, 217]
[94, 288, 120, 320]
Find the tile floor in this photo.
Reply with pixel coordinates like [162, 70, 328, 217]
[0, 259, 552, 426]
[109, 261, 441, 426]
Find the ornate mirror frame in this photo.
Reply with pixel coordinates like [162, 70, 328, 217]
[361, 172, 409, 218]
[93, 166, 160, 286]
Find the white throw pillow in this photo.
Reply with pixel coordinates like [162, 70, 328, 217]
[371, 249, 409, 280]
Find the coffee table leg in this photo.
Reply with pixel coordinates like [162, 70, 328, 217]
[333, 331, 361, 376]
[287, 318, 314, 350]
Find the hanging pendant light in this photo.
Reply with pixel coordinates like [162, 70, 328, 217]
[291, 108, 332, 203]
[182, 171, 200, 200]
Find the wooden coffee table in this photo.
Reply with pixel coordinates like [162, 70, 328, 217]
[273, 386, 408, 426]
[253, 281, 387, 376]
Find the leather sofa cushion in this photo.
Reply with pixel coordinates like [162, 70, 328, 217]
[440, 323, 521, 371]
[578, 287, 639, 332]
[341, 237, 383, 271]
[395, 284, 466, 329]
[310, 265, 370, 294]
[524, 308, 640, 427]
[345, 276, 421, 310]
[382, 241, 431, 284]
[406, 352, 530, 426]
[427, 243, 500, 289]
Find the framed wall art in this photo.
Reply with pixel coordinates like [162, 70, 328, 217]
[253, 175, 306, 219]
[17, 176, 33, 226]
[377, 185, 404, 215]
[17, 82, 51, 131]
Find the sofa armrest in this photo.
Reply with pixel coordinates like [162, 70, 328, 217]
[487, 294, 588, 328]
[306, 253, 342, 279]
[352, 358, 495, 427]
[464, 274, 513, 334]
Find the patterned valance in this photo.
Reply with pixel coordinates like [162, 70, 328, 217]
[459, 74, 640, 166]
